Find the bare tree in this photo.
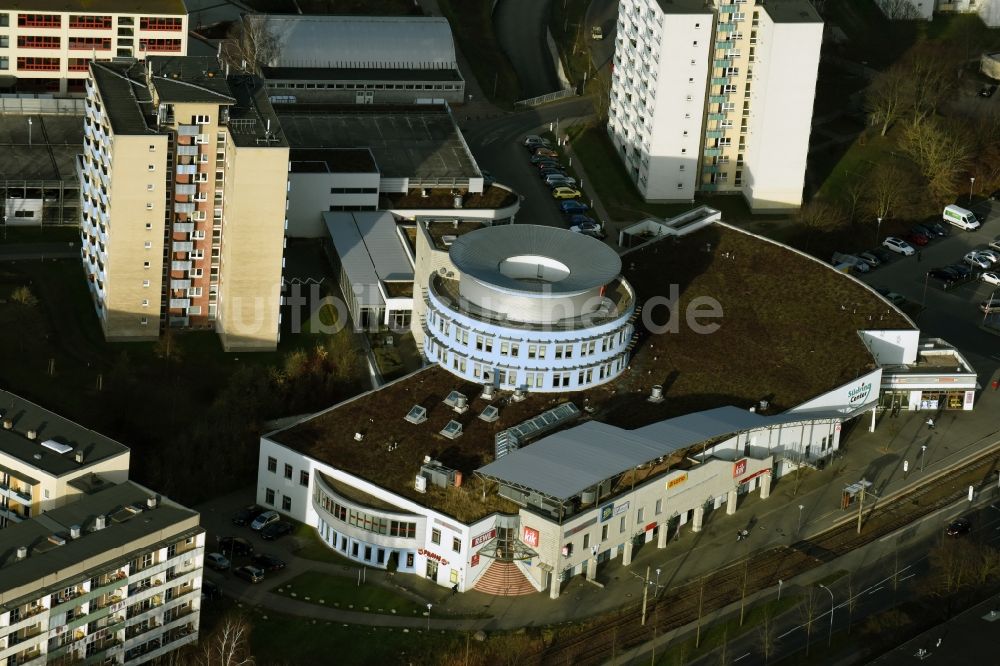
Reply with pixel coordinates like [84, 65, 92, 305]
[878, 0, 922, 19]
[221, 14, 280, 76]
[866, 165, 907, 221]
[900, 117, 973, 200]
[695, 574, 707, 648]
[797, 199, 846, 233]
[905, 42, 962, 124]
[842, 172, 869, 224]
[866, 64, 910, 137]
[799, 588, 818, 658]
[845, 572, 859, 635]
[757, 605, 779, 663]
[197, 613, 255, 666]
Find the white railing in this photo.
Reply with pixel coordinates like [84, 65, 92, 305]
[514, 88, 578, 108]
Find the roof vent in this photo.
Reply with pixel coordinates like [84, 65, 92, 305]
[47, 535, 66, 547]
[481, 385, 495, 401]
[353, 432, 364, 442]
[94, 515, 107, 531]
[414, 475, 427, 493]
[423, 455, 432, 464]
[441, 235, 457, 247]
[74, 450, 84, 464]
[511, 389, 526, 403]
[70, 525, 81, 539]
[33, 453, 42, 460]
[648, 385, 664, 403]
[16, 546, 27, 561]
[404, 405, 428, 424]
[479, 405, 499, 423]
[147, 496, 158, 509]
[3, 419, 12, 429]
[26, 430, 37, 440]
[444, 391, 467, 412]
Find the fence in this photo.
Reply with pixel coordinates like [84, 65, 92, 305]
[514, 88, 578, 108]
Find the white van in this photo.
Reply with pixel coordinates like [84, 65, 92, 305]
[943, 204, 981, 230]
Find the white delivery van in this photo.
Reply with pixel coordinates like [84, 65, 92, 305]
[943, 204, 981, 230]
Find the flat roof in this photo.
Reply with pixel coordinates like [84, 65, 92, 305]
[449, 225, 622, 295]
[355, 212, 414, 283]
[763, 0, 823, 23]
[261, 15, 457, 70]
[90, 61, 157, 135]
[275, 104, 478, 180]
[324, 211, 414, 308]
[654, 0, 715, 14]
[263, 67, 463, 83]
[289, 148, 378, 174]
[0, 390, 129, 478]
[147, 56, 235, 104]
[0, 0, 187, 14]
[0, 482, 199, 608]
[0, 114, 83, 182]
[271, 223, 913, 521]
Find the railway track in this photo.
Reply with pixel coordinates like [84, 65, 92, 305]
[529, 444, 1000, 666]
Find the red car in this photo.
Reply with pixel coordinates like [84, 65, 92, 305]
[906, 231, 929, 246]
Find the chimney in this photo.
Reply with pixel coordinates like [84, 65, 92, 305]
[94, 515, 106, 531]
[146, 496, 158, 509]
[16, 546, 27, 560]
[70, 525, 81, 539]
[74, 450, 84, 464]
[26, 430, 37, 440]
[2, 419, 11, 429]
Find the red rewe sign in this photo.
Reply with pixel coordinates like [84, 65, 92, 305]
[733, 459, 748, 478]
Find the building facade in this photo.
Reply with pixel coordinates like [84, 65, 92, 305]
[0, 482, 205, 665]
[422, 225, 636, 392]
[607, 0, 822, 211]
[0, 1, 188, 95]
[79, 56, 289, 350]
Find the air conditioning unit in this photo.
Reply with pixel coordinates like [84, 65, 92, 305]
[414, 475, 427, 493]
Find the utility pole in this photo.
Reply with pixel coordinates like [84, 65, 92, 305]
[641, 565, 650, 626]
[856, 485, 865, 534]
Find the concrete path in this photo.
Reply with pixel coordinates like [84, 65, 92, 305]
[494, 0, 562, 100]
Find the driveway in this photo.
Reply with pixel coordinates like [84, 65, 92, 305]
[494, 0, 562, 100]
[586, 0, 619, 71]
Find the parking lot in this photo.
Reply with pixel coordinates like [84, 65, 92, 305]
[858, 199, 1000, 373]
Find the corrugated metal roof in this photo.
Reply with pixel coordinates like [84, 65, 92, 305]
[324, 213, 383, 309]
[353, 212, 415, 283]
[450, 225, 622, 295]
[477, 405, 869, 500]
[263, 15, 457, 70]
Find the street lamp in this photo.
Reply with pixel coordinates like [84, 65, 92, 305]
[970, 176, 976, 204]
[778, 578, 783, 601]
[818, 583, 835, 646]
[27, 118, 32, 147]
[875, 216, 882, 245]
[920, 445, 927, 472]
[798, 504, 805, 534]
[426, 603, 432, 631]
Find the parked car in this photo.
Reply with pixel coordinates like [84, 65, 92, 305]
[250, 510, 280, 531]
[535, 160, 562, 171]
[874, 287, 906, 305]
[260, 521, 294, 541]
[533, 147, 559, 158]
[571, 222, 606, 239]
[943, 204, 981, 230]
[979, 84, 998, 98]
[232, 505, 264, 527]
[946, 264, 973, 280]
[980, 298, 1000, 314]
[530, 153, 558, 165]
[559, 200, 589, 214]
[946, 518, 971, 537]
[990, 235, 1000, 252]
[523, 134, 551, 149]
[233, 565, 265, 584]
[545, 176, 577, 189]
[201, 579, 222, 601]
[566, 214, 596, 226]
[205, 552, 231, 572]
[981, 272, 1000, 286]
[217, 536, 254, 557]
[857, 250, 881, 268]
[926, 222, 949, 237]
[905, 231, 929, 246]
[976, 248, 1000, 263]
[883, 236, 915, 256]
[912, 223, 937, 239]
[552, 187, 582, 199]
[927, 268, 957, 287]
[251, 554, 287, 572]
[964, 251, 992, 269]
[538, 168, 566, 179]
[870, 247, 894, 263]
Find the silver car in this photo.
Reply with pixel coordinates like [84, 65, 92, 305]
[882, 236, 915, 256]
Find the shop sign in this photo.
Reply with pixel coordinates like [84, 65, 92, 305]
[522, 526, 540, 548]
[471, 529, 496, 548]
[564, 516, 597, 538]
[417, 548, 449, 566]
[667, 473, 688, 490]
[471, 553, 480, 567]
[848, 380, 873, 405]
[737, 469, 770, 485]
[613, 502, 630, 517]
[965, 391, 974, 407]
[600, 503, 614, 522]
[733, 459, 748, 478]
[644, 521, 657, 532]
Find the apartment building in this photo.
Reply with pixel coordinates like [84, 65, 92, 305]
[79, 55, 290, 351]
[0, 1, 188, 95]
[0, 480, 205, 665]
[607, 0, 822, 211]
[0, 389, 130, 529]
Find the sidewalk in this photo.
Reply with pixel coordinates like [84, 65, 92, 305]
[198, 385, 1000, 632]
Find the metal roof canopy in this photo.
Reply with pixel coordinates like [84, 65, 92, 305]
[476, 405, 870, 502]
[323, 211, 414, 309]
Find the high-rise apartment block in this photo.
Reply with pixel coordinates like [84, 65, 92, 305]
[0, 1, 188, 95]
[607, 0, 822, 211]
[79, 56, 289, 350]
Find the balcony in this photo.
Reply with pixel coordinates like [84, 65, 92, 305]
[173, 222, 194, 233]
[708, 113, 726, 122]
[172, 241, 193, 252]
[708, 95, 729, 104]
[717, 23, 737, 33]
[174, 203, 195, 214]
[720, 3, 739, 11]
[176, 145, 199, 157]
[174, 184, 196, 195]
[170, 279, 191, 290]
[169, 299, 190, 310]
[710, 77, 731, 86]
[177, 124, 199, 136]
[703, 164, 722, 174]
[714, 58, 733, 69]
[705, 129, 726, 139]
[704, 147, 722, 157]
[171, 261, 192, 272]
[176, 165, 198, 176]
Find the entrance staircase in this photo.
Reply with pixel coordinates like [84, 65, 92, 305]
[472, 561, 537, 596]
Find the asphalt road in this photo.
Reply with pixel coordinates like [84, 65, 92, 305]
[586, 0, 619, 71]
[461, 96, 596, 228]
[494, 0, 562, 100]
[856, 200, 1000, 382]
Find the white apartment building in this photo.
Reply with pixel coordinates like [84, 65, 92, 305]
[0, 1, 188, 95]
[607, 0, 822, 211]
[0, 481, 205, 665]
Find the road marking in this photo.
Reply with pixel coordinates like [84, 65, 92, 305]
[899, 574, 916, 582]
[869, 586, 884, 595]
[734, 653, 751, 662]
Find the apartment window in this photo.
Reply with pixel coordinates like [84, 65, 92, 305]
[147, 184, 154, 191]
[0, 14, 8, 27]
[17, 35, 61, 49]
[145, 203, 154, 210]
[68, 37, 111, 51]
[677, 183, 684, 189]
[140, 17, 183, 31]
[17, 57, 59, 71]
[637, 508, 645, 523]
[0, 57, 7, 71]
[690, 59, 696, 65]
[143, 261, 151, 269]
[283, 463, 292, 479]
[724, 84, 738, 94]
[583, 533, 590, 549]
[620, 517, 626, 533]
[141, 299, 149, 307]
[601, 524, 609, 540]
[140, 317, 148, 326]
[655, 499, 662, 515]
[299, 470, 309, 486]
[267, 456, 277, 472]
[679, 165, 685, 171]
[18, 13, 61, 28]
[725, 67, 739, 77]
[452, 537, 461, 553]
[139, 38, 182, 52]
[144, 241, 152, 249]
[70, 14, 112, 29]
[142, 280, 150, 288]
[265, 488, 275, 505]
[193, 114, 210, 124]
[147, 164, 155, 172]
[431, 528, 441, 545]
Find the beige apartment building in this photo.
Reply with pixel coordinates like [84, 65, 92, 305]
[0, 389, 130, 529]
[0, 480, 205, 665]
[79, 55, 289, 351]
[0, 0, 188, 95]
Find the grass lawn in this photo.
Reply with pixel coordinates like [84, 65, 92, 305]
[272, 570, 429, 617]
[437, 0, 520, 106]
[291, 524, 360, 567]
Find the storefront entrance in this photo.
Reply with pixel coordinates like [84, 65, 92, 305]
[920, 390, 966, 410]
[425, 559, 439, 581]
